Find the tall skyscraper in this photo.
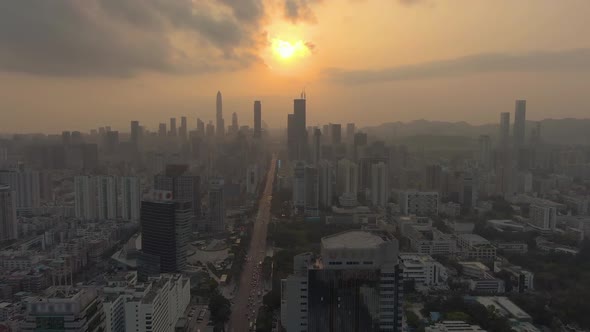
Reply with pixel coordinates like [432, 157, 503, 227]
[216, 91, 225, 138]
[514, 100, 526, 147]
[0, 185, 17, 241]
[304, 166, 319, 217]
[96, 176, 117, 220]
[318, 160, 333, 209]
[130, 120, 140, 150]
[196, 118, 205, 136]
[289, 93, 307, 160]
[287, 114, 296, 160]
[336, 159, 358, 197]
[120, 176, 140, 222]
[74, 175, 97, 221]
[346, 123, 355, 143]
[141, 192, 192, 273]
[179, 116, 188, 141]
[499, 112, 510, 147]
[254, 100, 262, 138]
[293, 162, 306, 212]
[207, 178, 225, 232]
[478, 135, 492, 169]
[154, 165, 201, 219]
[281, 231, 403, 332]
[231, 112, 238, 133]
[0, 168, 41, 212]
[312, 128, 322, 165]
[169, 118, 177, 137]
[371, 162, 389, 207]
[158, 123, 167, 137]
[330, 123, 342, 145]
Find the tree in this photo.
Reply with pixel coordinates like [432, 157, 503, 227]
[209, 291, 231, 330]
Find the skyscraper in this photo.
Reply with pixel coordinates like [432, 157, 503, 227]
[130, 120, 140, 150]
[287, 114, 296, 160]
[231, 112, 238, 133]
[216, 91, 225, 138]
[169, 117, 177, 137]
[499, 112, 510, 147]
[318, 160, 333, 209]
[254, 100, 262, 138]
[290, 93, 307, 160]
[141, 192, 192, 273]
[330, 123, 342, 145]
[74, 175, 96, 221]
[371, 162, 389, 207]
[196, 118, 205, 136]
[478, 135, 492, 169]
[154, 165, 201, 219]
[0, 185, 17, 241]
[336, 159, 359, 197]
[281, 231, 403, 332]
[179, 116, 188, 141]
[0, 168, 41, 211]
[304, 166, 319, 217]
[96, 176, 117, 220]
[514, 100, 526, 147]
[120, 176, 140, 222]
[312, 128, 321, 165]
[346, 123, 355, 143]
[207, 178, 225, 232]
[158, 123, 167, 137]
[293, 162, 306, 212]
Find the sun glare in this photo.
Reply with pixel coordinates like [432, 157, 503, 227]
[272, 39, 310, 60]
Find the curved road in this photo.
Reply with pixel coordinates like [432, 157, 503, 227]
[228, 156, 276, 332]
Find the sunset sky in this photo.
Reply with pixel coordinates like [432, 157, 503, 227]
[1, 0, 589, 133]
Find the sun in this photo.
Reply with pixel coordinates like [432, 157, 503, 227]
[271, 39, 311, 60]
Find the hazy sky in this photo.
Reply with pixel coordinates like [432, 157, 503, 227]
[1, 0, 589, 133]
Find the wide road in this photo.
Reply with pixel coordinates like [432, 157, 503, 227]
[228, 156, 276, 332]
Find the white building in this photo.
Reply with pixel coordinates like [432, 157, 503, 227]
[399, 253, 447, 287]
[75, 176, 97, 221]
[293, 161, 306, 211]
[529, 199, 559, 232]
[0, 185, 17, 241]
[120, 176, 141, 222]
[371, 162, 389, 207]
[399, 191, 439, 216]
[457, 234, 496, 261]
[336, 159, 358, 197]
[426, 321, 485, 332]
[0, 168, 41, 211]
[97, 176, 117, 220]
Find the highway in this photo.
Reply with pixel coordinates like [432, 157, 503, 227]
[228, 156, 276, 332]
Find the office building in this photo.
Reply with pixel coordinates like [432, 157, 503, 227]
[169, 117, 177, 137]
[179, 116, 187, 141]
[529, 199, 559, 232]
[254, 100, 262, 138]
[281, 231, 403, 332]
[499, 112, 510, 148]
[0, 168, 41, 211]
[312, 128, 321, 165]
[0, 185, 17, 241]
[216, 91, 225, 138]
[457, 234, 497, 261]
[293, 162, 306, 211]
[399, 191, 439, 216]
[23, 288, 105, 332]
[318, 160, 333, 209]
[158, 123, 167, 137]
[371, 162, 389, 207]
[304, 166, 319, 217]
[207, 178, 226, 232]
[287, 93, 307, 160]
[141, 192, 192, 273]
[514, 100, 526, 147]
[96, 176, 117, 220]
[230, 112, 239, 134]
[196, 118, 205, 135]
[154, 164, 201, 219]
[330, 123, 342, 145]
[130, 120, 141, 150]
[120, 176, 141, 222]
[336, 159, 358, 197]
[75, 175, 97, 221]
[399, 254, 447, 287]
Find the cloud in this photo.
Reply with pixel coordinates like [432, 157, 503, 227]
[0, 0, 266, 77]
[325, 48, 590, 84]
[397, 0, 428, 6]
[283, 0, 322, 24]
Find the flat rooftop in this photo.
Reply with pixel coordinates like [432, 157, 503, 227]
[322, 231, 385, 250]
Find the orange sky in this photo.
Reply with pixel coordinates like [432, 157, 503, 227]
[0, 0, 589, 133]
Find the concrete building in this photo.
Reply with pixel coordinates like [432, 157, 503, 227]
[216, 91, 225, 138]
[304, 166, 319, 217]
[318, 160, 333, 209]
[514, 100, 526, 148]
[426, 321, 485, 332]
[529, 199, 559, 232]
[0, 185, 17, 241]
[154, 164, 201, 219]
[457, 234, 497, 261]
[120, 176, 141, 222]
[293, 161, 306, 212]
[0, 168, 41, 212]
[499, 112, 510, 148]
[336, 159, 358, 197]
[75, 176, 97, 221]
[23, 288, 105, 332]
[371, 162, 389, 207]
[399, 253, 447, 287]
[399, 191, 439, 216]
[207, 178, 226, 232]
[97, 176, 117, 220]
[281, 231, 403, 332]
[254, 100, 262, 138]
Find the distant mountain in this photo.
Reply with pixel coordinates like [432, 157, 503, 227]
[362, 118, 590, 146]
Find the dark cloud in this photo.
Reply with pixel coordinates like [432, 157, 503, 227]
[0, 0, 266, 77]
[397, 0, 428, 6]
[284, 0, 322, 24]
[326, 49, 590, 84]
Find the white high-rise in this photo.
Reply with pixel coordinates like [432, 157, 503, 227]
[75, 176, 97, 221]
[120, 176, 141, 222]
[0, 185, 17, 241]
[336, 159, 358, 197]
[0, 169, 41, 211]
[97, 176, 117, 220]
[371, 162, 388, 207]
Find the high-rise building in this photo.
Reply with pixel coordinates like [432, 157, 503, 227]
[293, 162, 306, 212]
[104, 130, 119, 154]
[288, 94, 307, 160]
[216, 91, 225, 138]
[478, 135, 492, 169]
[499, 112, 510, 147]
[62, 131, 72, 145]
[346, 123, 355, 142]
[179, 116, 188, 141]
[330, 123, 342, 145]
[459, 173, 477, 211]
[158, 123, 167, 137]
[74, 176, 96, 221]
[0, 168, 41, 212]
[22, 288, 105, 332]
[336, 159, 358, 197]
[304, 166, 319, 217]
[514, 100, 526, 147]
[130, 120, 141, 150]
[399, 191, 439, 216]
[281, 231, 403, 332]
[318, 160, 333, 209]
[141, 192, 192, 273]
[353, 132, 368, 160]
[154, 165, 201, 219]
[231, 112, 239, 133]
[371, 162, 388, 207]
[169, 118, 177, 137]
[120, 176, 140, 222]
[206, 121, 215, 137]
[96, 176, 117, 220]
[424, 164, 442, 192]
[0, 185, 17, 241]
[529, 199, 559, 232]
[312, 128, 322, 165]
[254, 100, 262, 138]
[287, 114, 296, 160]
[196, 118, 205, 136]
[207, 178, 225, 232]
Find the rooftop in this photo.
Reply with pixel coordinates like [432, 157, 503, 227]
[322, 230, 385, 250]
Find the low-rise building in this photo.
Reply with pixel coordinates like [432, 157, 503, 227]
[457, 234, 496, 261]
[425, 321, 485, 332]
[399, 254, 447, 287]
